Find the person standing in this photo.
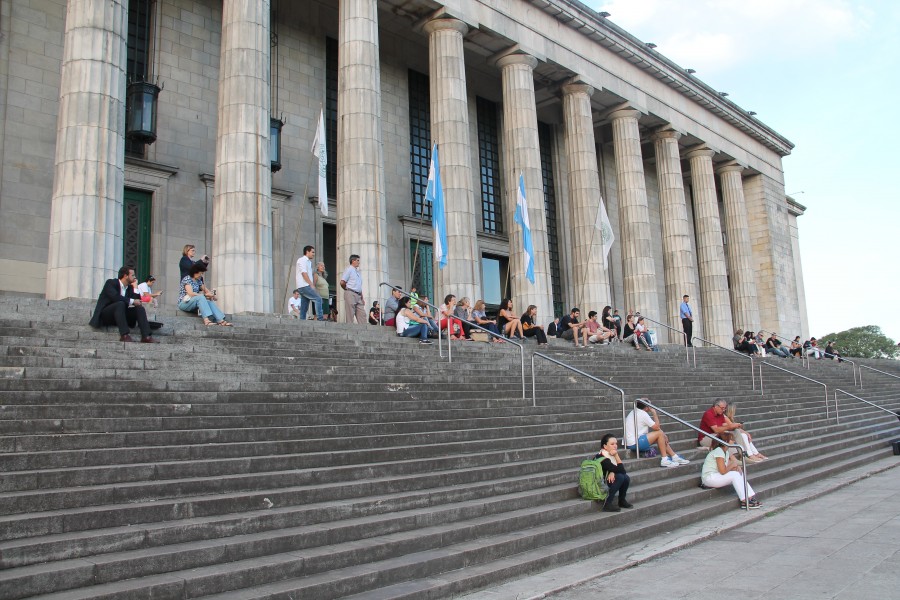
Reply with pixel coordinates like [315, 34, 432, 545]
[295, 246, 324, 321]
[314, 262, 331, 320]
[340, 254, 366, 324]
[680, 294, 694, 347]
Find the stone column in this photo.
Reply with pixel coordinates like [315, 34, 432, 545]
[561, 81, 610, 310]
[652, 128, 700, 343]
[337, 0, 389, 319]
[212, 0, 273, 313]
[47, 0, 128, 299]
[496, 53, 552, 320]
[608, 108, 659, 320]
[686, 147, 733, 346]
[424, 18, 479, 303]
[718, 164, 760, 331]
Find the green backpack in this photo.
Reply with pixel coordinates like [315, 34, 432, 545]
[578, 457, 609, 501]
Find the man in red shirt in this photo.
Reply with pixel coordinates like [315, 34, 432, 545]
[697, 399, 742, 448]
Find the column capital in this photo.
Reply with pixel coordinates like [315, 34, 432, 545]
[650, 127, 681, 143]
[685, 146, 715, 160]
[561, 77, 594, 98]
[423, 17, 468, 36]
[495, 51, 538, 70]
[716, 162, 745, 176]
[607, 107, 642, 122]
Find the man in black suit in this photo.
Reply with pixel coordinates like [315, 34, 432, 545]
[88, 266, 159, 343]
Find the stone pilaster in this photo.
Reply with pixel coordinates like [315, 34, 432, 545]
[608, 108, 659, 320]
[652, 128, 700, 342]
[336, 0, 389, 319]
[212, 0, 273, 313]
[47, 0, 127, 299]
[561, 81, 610, 311]
[424, 18, 479, 302]
[718, 164, 760, 332]
[496, 52, 553, 320]
[686, 147, 733, 347]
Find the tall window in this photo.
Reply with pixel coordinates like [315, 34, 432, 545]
[477, 97, 502, 234]
[408, 70, 432, 219]
[126, 0, 153, 157]
[325, 37, 338, 199]
[538, 122, 563, 317]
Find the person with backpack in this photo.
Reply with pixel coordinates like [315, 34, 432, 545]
[596, 433, 633, 512]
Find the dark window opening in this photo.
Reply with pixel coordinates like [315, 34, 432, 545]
[477, 97, 502, 234]
[408, 70, 432, 219]
[538, 122, 563, 318]
[325, 37, 338, 200]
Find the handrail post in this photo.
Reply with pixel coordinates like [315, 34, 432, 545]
[758, 360, 763, 395]
[759, 360, 831, 420]
[531, 353, 537, 408]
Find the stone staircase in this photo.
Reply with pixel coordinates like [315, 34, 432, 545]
[0, 296, 897, 599]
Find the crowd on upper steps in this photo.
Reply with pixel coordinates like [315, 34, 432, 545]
[732, 328, 843, 362]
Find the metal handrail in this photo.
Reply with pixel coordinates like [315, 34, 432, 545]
[758, 360, 832, 418]
[816, 352, 857, 385]
[834, 389, 900, 424]
[379, 282, 526, 400]
[531, 352, 625, 426]
[859, 365, 900, 389]
[640, 315, 689, 365]
[690, 335, 758, 392]
[638, 399, 751, 511]
[759, 329, 858, 386]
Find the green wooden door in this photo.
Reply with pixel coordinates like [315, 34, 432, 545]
[123, 189, 152, 279]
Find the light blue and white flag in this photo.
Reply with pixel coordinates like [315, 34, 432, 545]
[311, 109, 328, 216]
[514, 173, 535, 284]
[425, 144, 448, 269]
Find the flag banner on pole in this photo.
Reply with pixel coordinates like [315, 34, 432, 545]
[311, 109, 328, 216]
[425, 144, 448, 269]
[595, 197, 615, 268]
[515, 173, 535, 284]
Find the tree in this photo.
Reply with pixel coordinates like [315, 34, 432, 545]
[816, 325, 898, 360]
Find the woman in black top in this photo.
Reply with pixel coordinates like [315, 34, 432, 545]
[738, 330, 760, 355]
[601, 305, 618, 340]
[596, 433, 632, 512]
[519, 305, 548, 345]
[497, 298, 524, 339]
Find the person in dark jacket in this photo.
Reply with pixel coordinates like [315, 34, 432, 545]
[596, 433, 633, 513]
[88, 266, 159, 343]
[179, 244, 210, 280]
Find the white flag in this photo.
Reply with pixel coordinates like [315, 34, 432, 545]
[311, 109, 328, 216]
[595, 198, 615, 268]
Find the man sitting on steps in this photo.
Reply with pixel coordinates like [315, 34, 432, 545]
[624, 399, 690, 468]
[88, 266, 159, 343]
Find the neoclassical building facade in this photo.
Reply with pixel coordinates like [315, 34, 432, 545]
[0, 0, 809, 345]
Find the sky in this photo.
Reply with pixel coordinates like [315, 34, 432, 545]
[583, 0, 900, 343]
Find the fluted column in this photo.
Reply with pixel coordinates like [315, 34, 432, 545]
[652, 128, 700, 343]
[562, 81, 610, 310]
[609, 108, 659, 320]
[336, 0, 388, 319]
[424, 18, 479, 302]
[687, 147, 733, 346]
[496, 53, 553, 320]
[47, 0, 128, 299]
[212, 0, 272, 313]
[718, 164, 760, 331]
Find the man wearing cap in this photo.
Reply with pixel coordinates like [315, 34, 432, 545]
[340, 254, 366, 324]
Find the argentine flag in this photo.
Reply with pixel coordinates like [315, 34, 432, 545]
[514, 173, 535, 284]
[425, 144, 448, 269]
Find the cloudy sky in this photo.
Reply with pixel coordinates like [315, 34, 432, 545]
[583, 0, 900, 343]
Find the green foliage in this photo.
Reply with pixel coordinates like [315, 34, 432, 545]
[816, 325, 898, 360]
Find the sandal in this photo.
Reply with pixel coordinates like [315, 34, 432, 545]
[218, 321, 234, 327]
[203, 318, 214, 326]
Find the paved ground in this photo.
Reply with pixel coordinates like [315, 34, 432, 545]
[461, 456, 900, 600]
[550, 464, 900, 600]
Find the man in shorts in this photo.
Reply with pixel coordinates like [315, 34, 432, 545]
[624, 399, 690, 468]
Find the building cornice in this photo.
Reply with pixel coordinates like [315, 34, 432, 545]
[531, 0, 795, 157]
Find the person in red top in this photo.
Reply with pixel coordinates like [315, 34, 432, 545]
[697, 399, 742, 448]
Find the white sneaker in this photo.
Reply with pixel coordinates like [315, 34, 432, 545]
[673, 455, 690, 465]
[660, 457, 678, 468]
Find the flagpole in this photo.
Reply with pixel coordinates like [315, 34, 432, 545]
[577, 199, 604, 311]
[282, 104, 324, 311]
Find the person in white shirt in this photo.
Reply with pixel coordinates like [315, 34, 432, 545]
[295, 245, 324, 321]
[624, 399, 690, 468]
[287, 289, 302, 318]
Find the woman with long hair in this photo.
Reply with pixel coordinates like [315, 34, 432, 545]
[497, 298, 524, 339]
[700, 432, 761, 509]
[725, 404, 768, 462]
[519, 305, 549, 345]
